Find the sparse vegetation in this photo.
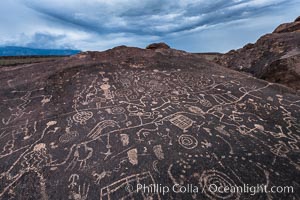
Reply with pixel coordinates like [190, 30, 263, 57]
[0, 56, 67, 66]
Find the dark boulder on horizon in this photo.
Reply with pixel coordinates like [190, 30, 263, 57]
[146, 42, 171, 50]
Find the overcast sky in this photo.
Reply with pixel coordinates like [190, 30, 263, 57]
[0, 0, 299, 52]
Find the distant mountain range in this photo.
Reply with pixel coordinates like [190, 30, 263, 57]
[0, 46, 81, 56]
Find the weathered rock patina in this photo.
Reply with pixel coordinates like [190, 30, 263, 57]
[0, 42, 299, 199]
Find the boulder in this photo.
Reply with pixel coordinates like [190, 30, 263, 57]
[146, 42, 170, 50]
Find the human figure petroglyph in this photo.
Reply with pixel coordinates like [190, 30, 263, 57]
[100, 133, 113, 160]
[100, 83, 114, 100]
[68, 174, 79, 189]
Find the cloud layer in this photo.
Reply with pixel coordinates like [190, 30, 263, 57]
[0, 0, 300, 52]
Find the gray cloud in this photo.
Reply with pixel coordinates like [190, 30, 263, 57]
[26, 33, 74, 49]
[24, 0, 288, 35]
[0, 0, 300, 51]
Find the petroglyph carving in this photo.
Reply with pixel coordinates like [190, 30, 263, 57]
[33, 143, 46, 152]
[100, 172, 160, 200]
[68, 174, 79, 189]
[69, 183, 90, 200]
[153, 145, 164, 160]
[178, 134, 198, 150]
[0, 57, 300, 199]
[111, 106, 126, 114]
[120, 134, 129, 146]
[46, 121, 57, 127]
[41, 95, 52, 106]
[21, 143, 52, 169]
[59, 127, 79, 143]
[73, 111, 93, 125]
[199, 94, 212, 107]
[200, 170, 240, 199]
[115, 89, 133, 97]
[169, 115, 193, 132]
[93, 170, 112, 184]
[270, 141, 290, 157]
[186, 105, 205, 115]
[127, 148, 138, 165]
[2, 89, 43, 125]
[215, 125, 230, 137]
[66, 144, 93, 170]
[100, 83, 113, 99]
[87, 120, 118, 140]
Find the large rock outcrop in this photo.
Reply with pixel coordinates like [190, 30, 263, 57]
[215, 16, 300, 91]
[273, 17, 300, 33]
[0, 46, 299, 199]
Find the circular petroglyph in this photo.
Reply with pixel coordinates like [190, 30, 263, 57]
[178, 134, 198, 149]
[199, 170, 239, 199]
[73, 111, 93, 124]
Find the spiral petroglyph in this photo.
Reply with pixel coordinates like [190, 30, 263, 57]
[200, 170, 240, 199]
[178, 134, 198, 150]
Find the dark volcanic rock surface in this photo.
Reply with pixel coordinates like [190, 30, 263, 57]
[215, 17, 300, 91]
[0, 46, 299, 200]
